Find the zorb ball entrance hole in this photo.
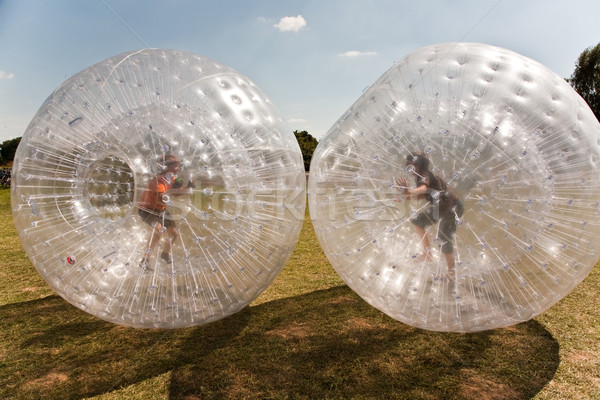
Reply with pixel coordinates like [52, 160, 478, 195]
[308, 42, 600, 332]
[11, 49, 306, 328]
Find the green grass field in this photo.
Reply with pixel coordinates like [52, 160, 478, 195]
[1, 187, 599, 399]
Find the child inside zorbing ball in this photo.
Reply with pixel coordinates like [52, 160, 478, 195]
[395, 152, 464, 281]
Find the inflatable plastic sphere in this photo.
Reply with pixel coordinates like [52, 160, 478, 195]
[308, 42, 600, 332]
[12, 49, 306, 328]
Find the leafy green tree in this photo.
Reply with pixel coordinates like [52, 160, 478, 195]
[569, 42, 600, 121]
[294, 130, 318, 171]
[0, 137, 21, 165]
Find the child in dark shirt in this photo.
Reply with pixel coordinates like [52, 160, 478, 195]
[396, 152, 464, 280]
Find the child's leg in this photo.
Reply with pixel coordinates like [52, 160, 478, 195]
[412, 212, 434, 261]
[140, 222, 164, 270]
[146, 222, 164, 256]
[415, 225, 433, 261]
[138, 210, 163, 260]
[444, 252, 455, 280]
[438, 214, 457, 277]
[163, 225, 179, 255]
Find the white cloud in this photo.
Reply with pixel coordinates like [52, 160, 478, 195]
[338, 51, 378, 57]
[274, 15, 307, 32]
[0, 71, 15, 80]
[256, 17, 266, 23]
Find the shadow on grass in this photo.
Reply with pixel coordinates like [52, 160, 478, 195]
[1, 286, 558, 400]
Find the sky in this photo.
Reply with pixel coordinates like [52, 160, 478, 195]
[0, 0, 599, 142]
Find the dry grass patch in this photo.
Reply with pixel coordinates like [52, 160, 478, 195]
[265, 322, 312, 340]
[25, 369, 69, 390]
[458, 373, 520, 400]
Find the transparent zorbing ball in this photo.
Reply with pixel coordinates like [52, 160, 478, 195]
[12, 49, 306, 328]
[308, 42, 600, 332]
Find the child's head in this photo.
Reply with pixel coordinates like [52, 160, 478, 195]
[160, 153, 181, 173]
[406, 152, 430, 174]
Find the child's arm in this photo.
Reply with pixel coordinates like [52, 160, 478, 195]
[168, 177, 195, 196]
[395, 177, 428, 199]
[168, 186, 193, 196]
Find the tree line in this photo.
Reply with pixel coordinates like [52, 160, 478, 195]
[294, 130, 318, 171]
[569, 42, 600, 122]
[0, 137, 21, 166]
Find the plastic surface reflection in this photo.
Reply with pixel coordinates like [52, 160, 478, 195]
[309, 42, 600, 332]
[12, 49, 306, 328]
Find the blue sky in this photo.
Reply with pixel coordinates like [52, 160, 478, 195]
[0, 0, 599, 142]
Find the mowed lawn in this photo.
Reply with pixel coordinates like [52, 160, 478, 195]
[0, 188, 599, 399]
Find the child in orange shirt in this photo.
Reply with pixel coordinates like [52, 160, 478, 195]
[137, 154, 193, 271]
